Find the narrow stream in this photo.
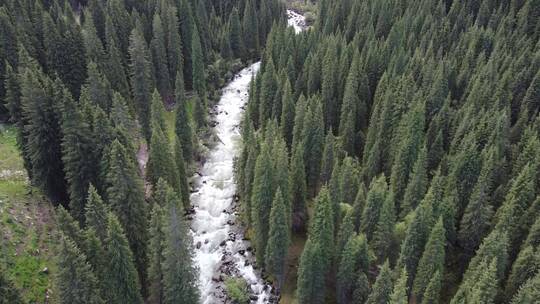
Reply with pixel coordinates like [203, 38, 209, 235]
[190, 10, 305, 304]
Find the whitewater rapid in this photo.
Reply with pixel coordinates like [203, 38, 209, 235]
[190, 10, 305, 304]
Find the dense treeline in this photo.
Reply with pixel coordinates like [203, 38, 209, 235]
[237, 0, 539, 302]
[0, 0, 284, 301]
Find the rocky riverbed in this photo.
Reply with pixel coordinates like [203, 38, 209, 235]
[189, 10, 306, 304]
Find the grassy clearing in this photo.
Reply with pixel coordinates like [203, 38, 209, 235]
[0, 125, 57, 303]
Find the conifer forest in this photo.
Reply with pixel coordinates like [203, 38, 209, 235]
[0, 0, 539, 303]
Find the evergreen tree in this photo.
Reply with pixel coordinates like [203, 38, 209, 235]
[302, 97, 324, 196]
[128, 27, 153, 140]
[105, 140, 148, 285]
[60, 86, 97, 222]
[174, 70, 193, 164]
[339, 50, 362, 156]
[56, 237, 103, 304]
[320, 131, 336, 184]
[147, 123, 180, 195]
[228, 8, 244, 59]
[421, 271, 442, 304]
[103, 213, 143, 304]
[82, 61, 113, 111]
[191, 25, 205, 96]
[395, 200, 433, 290]
[361, 175, 388, 241]
[178, 0, 194, 88]
[401, 146, 428, 217]
[291, 95, 308, 151]
[82, 12, 106, 69]
[413, 218, 446, 302]
[21, 66, 67, 203]
[372, 190, 395, 262]
[151, 13, 172, 99]
[242, 0, 259, 56]
[147, 200, 165, 304]
[251, 142, 275, 263]
[309, 187, 335, 271]
[265, 188, 290, 287]
[289, 144, 308, 232]
[352, 271, 370, 304]
[510, 271, 540, 304]
[505, 245, 540, 300]
[390, 268, 409, 304]
[105, 28, 129, 98]
[84, 185, 109, 241]
[174, 136, 191, 209]
[296, 239, 325, 304]
[336, 234, 367, 304]
[280, 80, 295, 147]
[390, 99, 425, 204]
[162, 185, 199, 304]
[366, 261, 393, 304]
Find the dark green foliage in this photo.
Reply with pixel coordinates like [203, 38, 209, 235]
[510, 271, 540, 304]
[251, 141, 275, 263]
[191, 25, 205, 96]
[413, 218, 446, 302]
[150, 13, 172, 99]
[366, 261, 393, 304]
[228, 8, 244, 59]
[103, 213, 143, 304]
[128, 27, 153, 140]
[105, 140, 147, 286]
[174, 71, 193, 164]
[296, 239, 325, 304]
[302, 97, 324, 196]
[372, 190, 395, 262]
[361, 175, 389, 241]
[242, 0, 259, 56]
[336, 234, 369, 304]
[421, 271, 442, 304]
[289, 144, 308, 232]
[20, 66, 67, 203]
[56, 237, 103, 304]
[401, 146, 428, 217]
[396, 200, 433, 290]
[161, 185, 199, 304]
[174, 137, 191, 209]
[84, 185, 109, 241]
[309, 187, 335, 271]
[265, 188, 290, 287]
[390, 268, 408, 304]
[59, 86, 97, 223]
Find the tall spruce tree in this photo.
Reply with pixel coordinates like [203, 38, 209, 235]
[191, 25, 205, 96]
[105, 140, 148, 286]
[302, 97, 324, 196]
[56, 237, 103, 304]
[296, 239, 325, 304]
[390, 268, 409, 304]
[128, 27, 153, 140]
[413, 218, 446, 302]
[174, 70, 194, 164]
[60, 86, 96, 222]
[161, 185, 199, 304]
[84, 185, 109, 241]
[366, 261, 393, 304]
[103, 213, 143, 304]
[265, 188, 290, 287]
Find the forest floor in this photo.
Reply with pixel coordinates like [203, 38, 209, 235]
[0, 124, 57, 303]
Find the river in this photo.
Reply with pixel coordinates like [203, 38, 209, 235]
[189, 10, 306, 304]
